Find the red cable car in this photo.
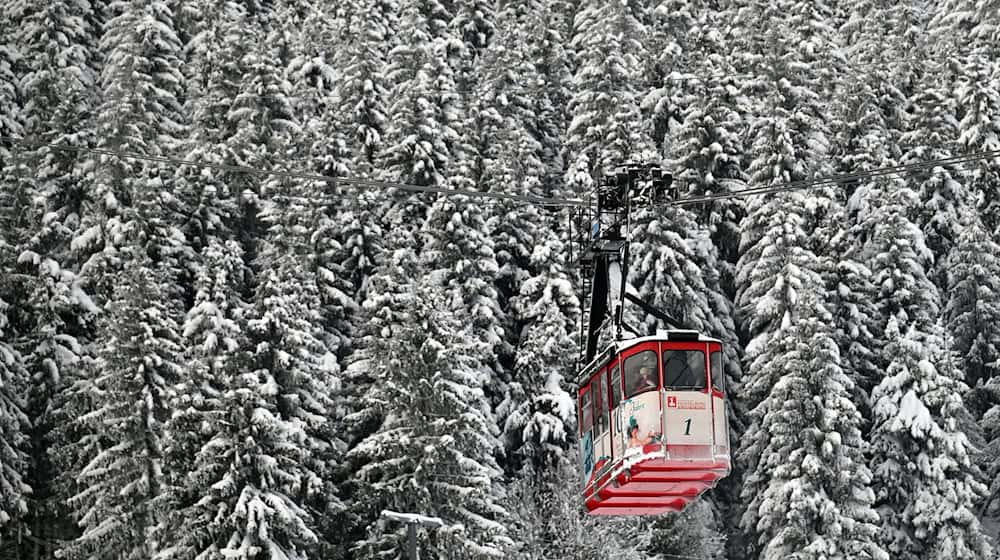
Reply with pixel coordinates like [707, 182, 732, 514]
[571, 163, 732, 515]
[576, 330, 731, 515]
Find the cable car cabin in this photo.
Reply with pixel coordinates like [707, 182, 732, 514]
[576, 330, 731, 516]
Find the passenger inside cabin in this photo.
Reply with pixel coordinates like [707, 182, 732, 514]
[631, 366, 657, 395]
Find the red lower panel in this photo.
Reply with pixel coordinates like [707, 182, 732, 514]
[583, 453, 731, 516]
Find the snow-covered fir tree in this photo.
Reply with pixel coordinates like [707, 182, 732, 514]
[153, 239, 247, 560]
[862, 177, 938, 339]
[900, 63, 967, 293]
[284, 1, 352, 181]
[501, 227, 578, 475]
[863, 173, 992, 559]
[7, 0, 102, 468]
[740, 281, 886, 560]
[504, 459, 645, 560]
[945, 207, 1000, 392]
[155, 223, 332, 559]
[174, 0, 247, 252]
[0, 0, 100, 549]
[71, 0, 190, 302]
[420, 193, 507, 395]
[869, 319, 992, 560]
[564, 0, 650, 176]
[333, 0, 393, 169]
[348, 282, 511, 559]
[0, 248, 29, 540]
[665, 71, 747, 290]
[0, 15, 20, 175]
[379, 0, 462, 190]
[60, 250, 183, 560]
[944, 207, 1000, 528]
[953, 56, 1000, 237]
[251, 175, 346, 554]
[814, 200, 882, 418]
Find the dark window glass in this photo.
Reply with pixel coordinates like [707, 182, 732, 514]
[610, 364, 622, 409]
[594, 371, 607, 433]
[580, 389, 593, 433]
[624, 350, 658, 398]
[663, 350, 707, 390]
[711, 351, 724, 392]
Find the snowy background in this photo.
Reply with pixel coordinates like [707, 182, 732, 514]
[1, 0, 999, 559]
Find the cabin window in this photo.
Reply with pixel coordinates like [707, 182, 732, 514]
[594, 371, 607, 433]
[610, 364, 622, 409]
[624, 350, 658, 398]
[710, 351, 724, 392]
[663, 350, 707, 390]
[580, 388, 593, 433]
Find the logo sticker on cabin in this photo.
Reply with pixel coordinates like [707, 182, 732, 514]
[678, 400, 706, 410]
[666, 396, 706, 410]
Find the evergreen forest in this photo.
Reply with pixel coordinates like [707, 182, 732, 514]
[1, 0, 1000, 558]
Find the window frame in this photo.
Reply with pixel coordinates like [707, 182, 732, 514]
[609, 361, 623, 410]
[593, 369, 608, 434]
[662, 349, 708, 391]
[710, 350, 724, 393]
[579, 385, 593, 434]
[624, 349, 659, 399]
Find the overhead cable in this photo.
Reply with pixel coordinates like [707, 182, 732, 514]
[668, 148, 1000, 206]
[4, 135, 1000, 212]
[0, 135, 585, 208]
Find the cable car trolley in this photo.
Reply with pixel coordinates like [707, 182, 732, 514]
[571, 163, 732, 516]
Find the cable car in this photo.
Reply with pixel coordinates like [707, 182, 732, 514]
[576, 330, 731, 515]
[571, 163, 731, 515]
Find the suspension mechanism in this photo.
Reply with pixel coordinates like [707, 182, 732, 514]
[573, 162, 679, 364]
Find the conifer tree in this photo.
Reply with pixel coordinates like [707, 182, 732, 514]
[473, 6, 550, 309]
[504, 459, 645, 560]
[349, 283, 511, 559]
[0, 260, 29, 540]
[565, 0, 650, 175]
[3, 1, 102, 549]
[815, 202, 881, 416]
[252, 175, 346, 553]
[0, 32, 19, 175]
[517, 0, 572, 196]
[72, 0, 190, 302]
[334, 0, 393, 169]
[7, 0, 102, 420]
[285, 2, 352, 181]
[156, 330, 320, 560]
[60, 251, 183, 560]
[176, 0, 247, 252]
[869, 320, 992, 560]
[953, 56, 1000, 236]
[944, 208, 1000, 521]
[501, 229, 578, 475]
[863, 175, 992, 558]
[52, 3, 191, 557]
[945, 208, 1000, 392]
[380, 0, 462, 191]
[740, 283, 886, 560]
[900, 67, 967, 292]
[863, 180, 938, 338]
[665, 75, 747, 289]
[983, 375, 1000, 531]
[155, 228, 329, 560]
[420, 194, 506, 386]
